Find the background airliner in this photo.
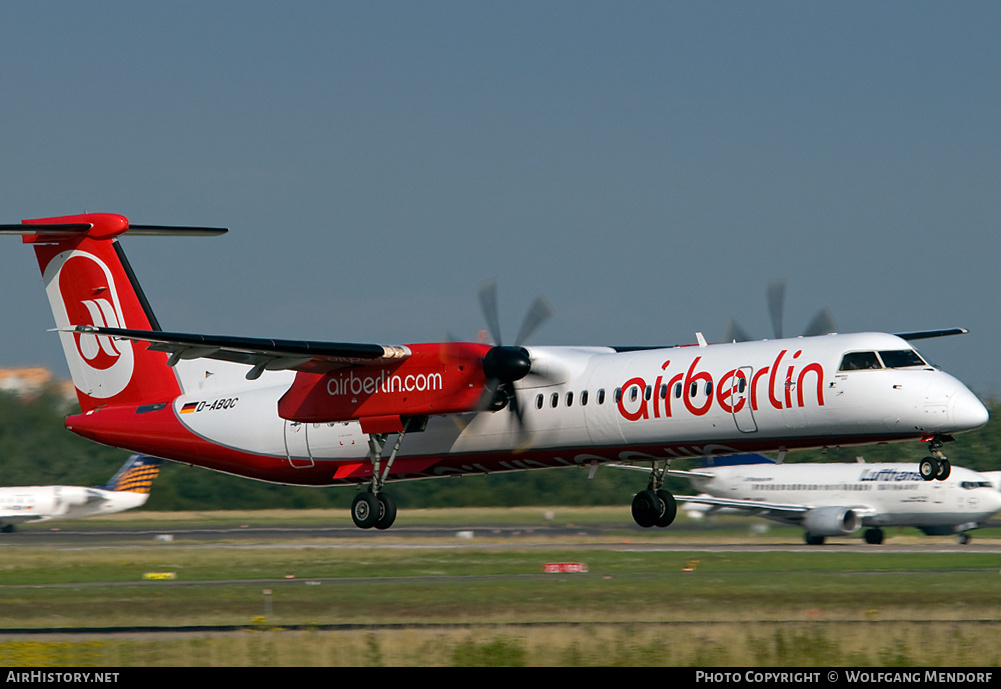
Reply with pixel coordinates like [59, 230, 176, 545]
[0, 213, 989, 530]
[0, 454, 160, 532]
[668, 454, 1001, 544]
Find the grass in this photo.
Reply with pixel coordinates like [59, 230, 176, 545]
[1, 509, 999, 665]
[1, 623, 998, 667]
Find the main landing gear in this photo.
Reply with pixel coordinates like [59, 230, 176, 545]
[350, 429, 408, 530]
[919, 436, 952, 482]
[630, 462, 677, 529]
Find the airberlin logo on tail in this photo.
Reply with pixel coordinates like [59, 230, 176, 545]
[76, 298, 125, 367]
[43, 249, 136, 399]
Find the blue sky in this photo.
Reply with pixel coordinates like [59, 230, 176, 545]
[2, 2, 999, 397]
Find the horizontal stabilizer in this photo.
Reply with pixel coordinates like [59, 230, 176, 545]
[0, 215, 227, 242]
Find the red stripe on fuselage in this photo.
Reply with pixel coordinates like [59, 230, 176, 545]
[62, 404, 922, 486]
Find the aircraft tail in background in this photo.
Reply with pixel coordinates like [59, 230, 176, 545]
[101, 454, 162, 493]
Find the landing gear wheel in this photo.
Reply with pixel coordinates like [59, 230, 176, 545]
[958, 533, 971, 545]
[919, 456, 939, 482]
[654, 489, 677, 528]
[375, 493, 397, 530]
[936, 458, 951, 481]
[631, 490, 661, 528]
[805, 533, 826, 546]
[864, 528, 884, 545]
[351, 492, 380, 529]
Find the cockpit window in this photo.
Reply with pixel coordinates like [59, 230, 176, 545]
[839, 349, 930, 372]
[961, 480, 993, 490]
[839, 351, 881, 371]
[877, 349, 928, 368]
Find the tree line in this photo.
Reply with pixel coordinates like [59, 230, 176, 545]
[1, 387, 998, 512]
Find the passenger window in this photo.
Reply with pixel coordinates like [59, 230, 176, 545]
[566, 391, 573, 407]
[597, 389, 605, 404]
[551, 392, 559, 408]
[536, 394, 543, 410]
[839, 351, 882, 371]
[580, 390, 588, 406]
[674, 382, 682, 398]
[614, 388, 622, 403]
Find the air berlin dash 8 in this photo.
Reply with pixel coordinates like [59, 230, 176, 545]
[1, 213, 989, 529]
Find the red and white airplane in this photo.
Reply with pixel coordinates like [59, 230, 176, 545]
[1, 213, 990, 530]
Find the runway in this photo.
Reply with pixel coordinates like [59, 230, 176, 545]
[4, 520, 1000, 553]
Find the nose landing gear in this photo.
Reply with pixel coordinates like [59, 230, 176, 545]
[919, 436, 952, 481]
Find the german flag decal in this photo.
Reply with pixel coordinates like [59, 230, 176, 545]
[180, 402, 198, 414]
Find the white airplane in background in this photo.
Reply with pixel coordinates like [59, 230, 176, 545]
[0, 454, 161, 532]
[669, 454, 1001, 545]
[0, 213, 989, 530]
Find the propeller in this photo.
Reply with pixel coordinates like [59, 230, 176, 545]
[476, 279, 555, 436]
[722, 279, 838, 343]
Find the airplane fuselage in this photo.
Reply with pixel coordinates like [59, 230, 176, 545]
[0, 486, 148, 524]
[686, 462, 1001, 530]
[65, 332, 988, 488]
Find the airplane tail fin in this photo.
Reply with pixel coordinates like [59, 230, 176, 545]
[2, 213, 226, 412]
[102, 454, 162, 493]
[701, 453, 776, 468]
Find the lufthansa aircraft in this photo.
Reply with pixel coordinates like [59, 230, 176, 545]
[666, 454, 1001, 544]
[0, 454, 160, 532]
[1, 213, 989, 529]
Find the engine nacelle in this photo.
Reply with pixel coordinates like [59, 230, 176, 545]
[277, 342, 491, 428]
[802, 506, 861, 537]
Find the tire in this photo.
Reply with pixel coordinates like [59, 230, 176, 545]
[864, 528, 884, 545]
[654, 489, 677, 528]
[631, 490, 660, 528]
[351, 492, 380, 529]
[805, 533, 825, 546]
[919, 457, 939, 481]
[936, 458, 951, 481]
[375, 493, 397, 530]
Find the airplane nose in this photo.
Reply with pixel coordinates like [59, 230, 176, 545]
[986, 489, 1001, 515]
[949, 386, 989, 433]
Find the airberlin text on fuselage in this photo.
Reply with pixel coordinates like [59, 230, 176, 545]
[616, 349, 825, 422]
[326, 370, 444, 397]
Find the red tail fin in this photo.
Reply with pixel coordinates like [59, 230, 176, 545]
[21, 213, 182, 411]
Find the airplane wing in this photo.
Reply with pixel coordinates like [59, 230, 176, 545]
[0, 513, 44, 524]
[894, 328, 968, 341]
[607, 463, 718, 480]
[667, 469, 717, 480]
[674, 494, 809, 515]
[676, 495, 879, 524]
[63, 326, 411, 380]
